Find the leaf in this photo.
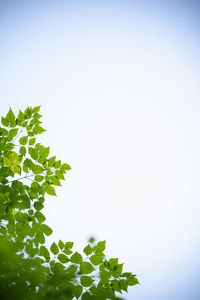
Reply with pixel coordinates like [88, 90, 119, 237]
[80, 262, 95, 274]
[50, 175, 61, 186]
[126, 275, 139, 286]
[40, 147, 49, 158]
[29, 137, 36, 145]
[109, 258, 118, 268]
[34, 201, 44, 211]
[119, 279, 128, 292]
[89, 237, 95, 244]
[41, 224, 53, 236]
[11, 165, 21, 174]
[48, 156, 56, 167]
[50, 242, 59, 255]
[35, 175, 44, 182]
[19, 146, 26, 155]
[90, 254, 103, 266]
[111, 279, 121, 293]
[100, 270, 111, 284]
[34, 125, 46, 134]
[44, 184, 56, 196]
[55, 160, 61, 168]
[80, 276, 94, 287]
[70, 252, 83, 264]
[6, 108, 15, 123]
[32, 165, 44, 174]
[29, 147, 39, 160]
[65, 242, 74, 249]
[19, 136, 28, 145]
[24, 158, 34, 170]
[63, 249, 73, 255]
[35, 211, 46, 223]
[33, 105, 41, 113]
[40, 246, 50, 260]
[112, 263, 123, 278]
[83, 244, 93, 256]
[17, 110, 25, 124]
[96, 240, 106, 252]
[3, 157, 11, 167]
[73, 285, 83, 298]
[9, 128, 18, 138]
[1, 116, 9, 127]
[24, 107, 32, 119]
[58, 240, 64, 250]
[61, 163, 71, 170]
[58, 254, 69, 264]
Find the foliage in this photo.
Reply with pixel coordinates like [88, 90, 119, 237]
[0, 106, 139, 299]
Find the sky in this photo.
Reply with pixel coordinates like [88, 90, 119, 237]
[0, 0, 200, 299]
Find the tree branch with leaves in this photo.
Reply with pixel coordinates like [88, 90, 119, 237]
[0, 106, 139, 300]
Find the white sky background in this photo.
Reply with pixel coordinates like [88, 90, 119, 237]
[0, 0, 200, 299]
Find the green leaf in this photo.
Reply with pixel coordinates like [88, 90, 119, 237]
[50, 175, 61, 186]
[63, 249, 73, 255]
[36, 232, 45, 244]
[34, 201, 44, 211]
[58, 253, 69, 263]
[96, 240, 106, 252]
[82, 292, 93, 300]
[3, 157, 11, 167]
[73, 285, 83, 298]
[19, 136, 28, 145]
[11, 165, 21, 174]
[1, 116, 9, 126]
[90, 254, 103, 266]
[112, 263, 123, 278]
[34, 125, 46, 134]
[100, 270, 111, 284]
[32, 165, 44, 174]
[24, 107, 32, 119]
[29, 147, 39, 160]
[50, 242, 59, 255]
[40, 246, 50, 260]
[119, 279, 128, 292]
[35, 211, 46, 222]
[111, 279, 121, 293]
[44, 184, 56, 196]
[41, 224, 53, 236]
[80, 262, 95, 274]
[40, 147, 49, 158]
[35, 175, 44, 182]
[19, 146, 26, 155]
[17, 110, 25, 124]
[121, 272, 132, 277]
[80, 276, 94, 287]
[33, 105, 41, 113]
[6, 108, 15, 123]
[55, 160, 61, 168]
[48, 156, 56, 167]
[65, 242, 74, 249]
[58, 240, 64, 250]
[24, 158, 34, 169]
[9, 128, 18, 138]
[61, 163, 71, 170]
[83, 244, 93, 256]
[126, 275, 139, 286]
[89, 237, 95, 244]
[70, 252, 83, 264]
[29, 137, 36, 145]
[109, 258, 118, 268]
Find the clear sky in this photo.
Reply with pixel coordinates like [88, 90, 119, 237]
[0, 0, 200, 299]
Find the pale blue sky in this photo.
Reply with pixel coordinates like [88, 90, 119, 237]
[0, 1, 200, 299]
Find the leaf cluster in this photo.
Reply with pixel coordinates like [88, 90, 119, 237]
[0, 106, 139, 299]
